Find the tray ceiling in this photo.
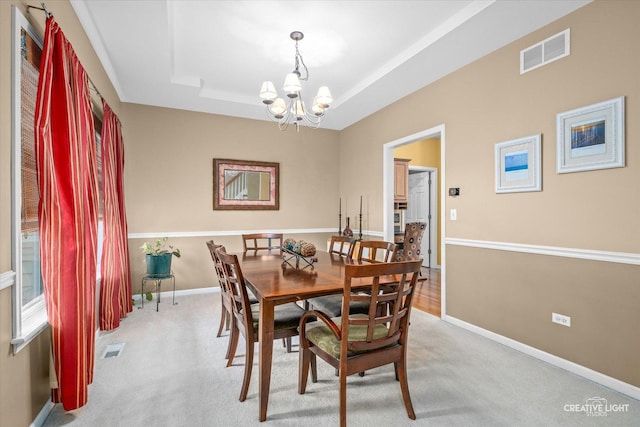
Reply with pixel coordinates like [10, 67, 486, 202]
[70, 0, 591, 130]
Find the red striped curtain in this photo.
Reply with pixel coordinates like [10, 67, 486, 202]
[99, 100, 132, 330]
[34, 17, 98, 411]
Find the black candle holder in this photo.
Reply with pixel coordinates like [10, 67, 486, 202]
[358, 195, 363, 240]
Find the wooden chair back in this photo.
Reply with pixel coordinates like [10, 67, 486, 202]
[242, 233, 283, 253]
[341, 260, 420, 352]
[328, 235, 353, 257]
[355, 240, 397, 263]
[216, 250, 254, 328]
[206, 240, 226, 284]
[207, 241, 234, 339]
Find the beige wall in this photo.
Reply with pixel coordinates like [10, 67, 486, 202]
[0, 1, 121, 425]
[340, 0, 639, 387]
[122, 103, 340, 292]
[447, 245, 640, 386]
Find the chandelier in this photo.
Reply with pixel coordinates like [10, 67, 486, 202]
[259, 31, 333, 131]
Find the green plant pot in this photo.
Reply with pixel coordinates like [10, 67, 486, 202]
[146, 253, 172, 277]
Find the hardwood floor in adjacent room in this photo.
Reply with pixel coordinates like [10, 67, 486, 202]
[413, 267, 441, 317]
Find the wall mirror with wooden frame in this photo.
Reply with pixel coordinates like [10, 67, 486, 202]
[213, 159, 279, 210]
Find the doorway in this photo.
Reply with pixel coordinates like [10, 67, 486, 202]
[382, 124, 445, 318]
[406, 167, 437, 268]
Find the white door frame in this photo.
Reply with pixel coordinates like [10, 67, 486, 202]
[407, 166, 438, 269]
[383, 124, 446, 319]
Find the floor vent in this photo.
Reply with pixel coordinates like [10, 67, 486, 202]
[102, 343, 125, 359]
[520, 29, 570, 74]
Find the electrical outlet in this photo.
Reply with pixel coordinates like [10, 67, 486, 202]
[552, 312, 571, 327]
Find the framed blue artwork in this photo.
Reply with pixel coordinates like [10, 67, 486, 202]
[495, 134, 541, 193]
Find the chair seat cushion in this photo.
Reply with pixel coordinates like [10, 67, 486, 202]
[305, 314, 389, 358]
[307, 294, 370, 317]
[249, 303, 305, 330]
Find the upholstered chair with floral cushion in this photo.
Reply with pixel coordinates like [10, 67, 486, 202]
[395, 222, 426, 262]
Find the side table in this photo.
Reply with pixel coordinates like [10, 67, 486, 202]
[140, 273, 176, 312]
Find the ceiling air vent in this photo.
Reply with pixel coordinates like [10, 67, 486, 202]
[520, 29, 570, 74]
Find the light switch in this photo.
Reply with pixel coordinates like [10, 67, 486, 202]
[450, 209, 457, 221]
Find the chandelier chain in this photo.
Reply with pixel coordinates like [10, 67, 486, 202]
[294, 39, 309, 81]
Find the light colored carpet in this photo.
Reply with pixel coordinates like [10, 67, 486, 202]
[43, 292, 638, 427]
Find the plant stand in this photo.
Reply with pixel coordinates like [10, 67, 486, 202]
[140, 273, 176, 312]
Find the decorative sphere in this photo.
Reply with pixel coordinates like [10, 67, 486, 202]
[300, 242, 316, 257]
[284, 238, 296, 251]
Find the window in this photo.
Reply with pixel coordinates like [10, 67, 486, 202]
[11, 6, 47, 352]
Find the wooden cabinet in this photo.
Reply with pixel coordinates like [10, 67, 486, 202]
[394, 158, 410, 208]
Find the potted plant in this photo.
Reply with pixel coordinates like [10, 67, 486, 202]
[140, 237, 181, 277]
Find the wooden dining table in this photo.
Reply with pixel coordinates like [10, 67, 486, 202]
[238, 250, 370, 422]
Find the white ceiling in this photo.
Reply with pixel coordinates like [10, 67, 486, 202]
[70, 0, 591, 130]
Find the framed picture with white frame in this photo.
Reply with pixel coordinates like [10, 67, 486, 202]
[495, 134, 541, 193]
[556, 96, 625, 174]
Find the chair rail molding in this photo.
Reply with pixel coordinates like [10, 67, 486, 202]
[445, 238, 640, 266]
[128, 228, 384, 240]
[0, 270, 16, 291]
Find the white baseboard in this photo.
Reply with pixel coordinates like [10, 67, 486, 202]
[133, 286, 218, 301]
[444, 315, 640, 401]
[31, 399, 54, 427]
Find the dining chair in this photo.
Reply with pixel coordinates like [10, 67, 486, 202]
[328, 235, 354, 257]
[207, 241, 263, 360]
[304, 235, 353, 316]
[241, 236, 293, 353]
[298, 259, 422, 427]
[305, 240, 397, 318]
[216, 248, 306, 402]
[242, 233, 283, 253]
[395, 222, 426, 262]
[355, 240, 397, 263]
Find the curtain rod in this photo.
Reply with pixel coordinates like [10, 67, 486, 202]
[27, 2, 104, 101]
[89, 80, 103, 101]
[26, 2, 122, 127]
[27, 2, 52, 19]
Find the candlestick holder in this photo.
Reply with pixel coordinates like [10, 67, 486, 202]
[358, 195, 363, 240]
[338, 198, 342, 235]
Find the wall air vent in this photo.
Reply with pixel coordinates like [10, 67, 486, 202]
[520, 29, 570, 74]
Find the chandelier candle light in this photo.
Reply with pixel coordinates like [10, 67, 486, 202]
[259, 31, 333, 131]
